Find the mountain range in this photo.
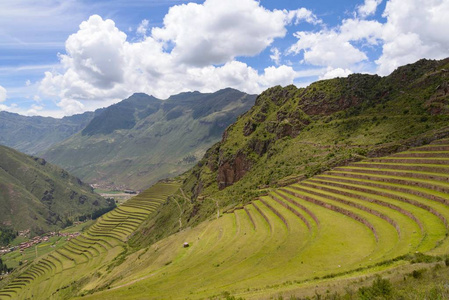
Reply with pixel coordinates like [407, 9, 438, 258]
[0, 111, 96, 155]
[1, 58, 449, 299]
[41, 88, 256, 190]
[131, 57, 449, 246]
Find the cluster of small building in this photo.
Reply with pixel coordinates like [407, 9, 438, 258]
[0, 231, 81, 255]
[57, 232, 80, 241]
[18, 235, 50, 251]
[0, 246, 15, 255]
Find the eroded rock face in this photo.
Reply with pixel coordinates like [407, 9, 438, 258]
[217, 151, 252, 190]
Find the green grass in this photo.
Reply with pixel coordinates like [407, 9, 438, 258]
[0, 181, 180, 299]
[58, 138, 449, 299]
[5, 144, 449, 298]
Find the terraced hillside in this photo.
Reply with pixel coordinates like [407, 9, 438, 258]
[175, 57, 449, 234]
[32, 138, 448, 299]
[0, 181, 180, 300]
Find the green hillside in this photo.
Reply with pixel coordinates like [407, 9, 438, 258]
[76, 139, 449, 299]
[2, 138, 449, 299]
[0, 145, 112, 237]
[42, 88, 256, 191]
[166, 58, 449, 235]
[0, 111, 95, 155]
[2, 58, 449, 299]
[0, 181, 180, 299]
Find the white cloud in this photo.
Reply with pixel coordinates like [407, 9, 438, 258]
[357, 0, 383, 18]
[320, 67, 353, 80]
[0, 85, 7, 102]
[339, 19, 383, 45]
[270, 48, 281, 65]
[39, 15, 130, 112]
[376, 0, 449, 75]
[289, 30, 368, 69]
[64, 15, 127, 89]
[34, 0, 449, 117]
[286, 8, 322, 25]
[137, 19, 149, 36]
[288, 17, 383, 70]
[57, 98, 85, 116]
[151, 0, 287, 67]
[289, 0, 449, 77]
[26, 104, 44, 116]
[39, 12, 302, 115]
[261, 65, 297, 87]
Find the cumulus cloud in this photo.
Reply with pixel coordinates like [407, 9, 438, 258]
[0, 85, 7, 102]
[289, 30, 368, 69]
[289, 0, 449, 77]
[357, 0, 383, 18]
[64, 15, 127, 89]
[320, 67, 353, 80]
[136, 19, 149, 36]
[152, 0, 288, 67]
[36, 0, 449, 117]
[376, 0, 449, 75]
[57, 98, 85, 115]
[288, 17, 383, 69]
[39, 8, 302, 115]
[270, 48, 281, 65]
[26, 104, 44, 116]
[286, 8, 322, 25]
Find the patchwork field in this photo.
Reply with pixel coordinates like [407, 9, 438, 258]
[2, 139, 449, 299]
[0, 182, 180, 300]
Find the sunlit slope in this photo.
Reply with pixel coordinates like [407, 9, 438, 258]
[0, 181, 180, 300]
[78, 139, 449, 299]
[0, 145, 110, 234]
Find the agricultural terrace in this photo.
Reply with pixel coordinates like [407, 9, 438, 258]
[0, 181, 180, 300]
[78, 138, 449, 299]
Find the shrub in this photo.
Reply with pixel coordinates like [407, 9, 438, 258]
[358, 276, 392, 299]
[221, 291, 244, 300]
[411, 268, 426, 279]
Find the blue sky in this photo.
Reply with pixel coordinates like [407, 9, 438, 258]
[0, 0, 447, 117]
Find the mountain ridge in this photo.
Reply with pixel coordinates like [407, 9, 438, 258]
[42, 88, 257, 190]
[0, 144, 113, 236]
[0, 110, 97, 155]
[128, 57, 449, 248]
[2, 58, 449, 299]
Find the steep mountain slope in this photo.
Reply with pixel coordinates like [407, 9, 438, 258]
[42, 88, 256, 190]
[129, 58, 449, 248]
[0, 180, 180, 299]
[3, 138, 449, 299]
[2, 58, 449, 300]
[0, 145, 113, 236]
[0, 111, 96, 155]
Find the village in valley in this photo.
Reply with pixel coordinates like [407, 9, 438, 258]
[0, 230, 81, 256]
[0, 221, 91, 278]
